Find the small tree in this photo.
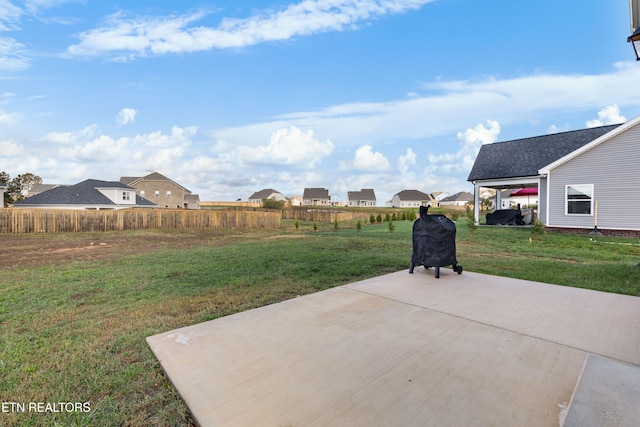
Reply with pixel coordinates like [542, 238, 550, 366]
[334, 220, 339, 230]
[356, 219, 362, 232]
[313, 221, 318, 231]
[530, 216, 546, 238]
[369, 214, 376, 224]
[388, 220, 395, 233]
[294, 220, 299, 230]
[376, 213, 382, 223]
[384, 212, 391, 222]
[466, 206, 478, 234]
[480, 197, 493, 211]
[2, 172, 42, 203]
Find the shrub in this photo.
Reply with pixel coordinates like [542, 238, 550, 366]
[388, 221, 395, 233]
[262, 198, 285, 209]
[376, 213, 383, 223]
[356, 219, 362, 231]
[530, 217, 546, 237]
[370, 214, 376, 224]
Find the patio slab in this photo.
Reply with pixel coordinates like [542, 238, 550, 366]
[147, 268, 640, 427]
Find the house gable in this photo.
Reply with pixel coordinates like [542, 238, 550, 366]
[120, 172, 199, 209]
[248, 189, 286, 202]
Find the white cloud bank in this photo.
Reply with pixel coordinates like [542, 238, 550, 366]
[66, 0, 436, 59]
[236, 126, 334, 168]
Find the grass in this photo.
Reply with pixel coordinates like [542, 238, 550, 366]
[0, 218, 638, 426]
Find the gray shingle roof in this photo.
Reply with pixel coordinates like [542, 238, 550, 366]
[394, 190, 433, 201]
[15, 179, 155, 207]
[441, 191, 473, 202]
[467, 124, 620, 182]
[303, 188, 330, 199]
[347, 189, 376, 201]
[249, 189, 282, 200]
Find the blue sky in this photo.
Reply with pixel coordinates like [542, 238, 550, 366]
[1, 0, 639, 203]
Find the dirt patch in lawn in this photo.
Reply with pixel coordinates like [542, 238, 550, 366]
[0, 229, 254, 269]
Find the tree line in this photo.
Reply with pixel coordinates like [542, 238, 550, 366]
[1, 172, 42, 207]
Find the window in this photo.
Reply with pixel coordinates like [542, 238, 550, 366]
[155, 190, 160, 197]
[166, 190, 171, 196]
[566, 184, 593, 215]
[122, 191, 130, 201]
[140, 190, 145, 197]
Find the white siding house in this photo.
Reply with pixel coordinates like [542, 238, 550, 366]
[468, 117, 640, 235]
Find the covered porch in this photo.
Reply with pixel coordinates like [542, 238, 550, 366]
[471, 176, 541, 225]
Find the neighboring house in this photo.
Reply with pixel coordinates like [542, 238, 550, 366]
[500, 188, 538, 209]
[388, 190, 436, 208]
[290, 195, 303, 206]
[468, 120, 640, 235]
[0, 183, 6, 207]
[248, 189, 287, 204]
[120, 172, 200, 209]
[27, 184, 62, 197]
[13, 179, 157, 210]
[347, 189, 376, 207]
[303, 188, 331, 206]
[439, 191, 474, 207]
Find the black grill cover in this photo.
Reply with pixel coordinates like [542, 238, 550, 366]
[411, 206, 458, 268]
[486, 206, 523, 225]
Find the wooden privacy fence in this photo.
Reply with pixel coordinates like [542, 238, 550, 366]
[282, 209, 371, 223]
[0, 209, 281, 234]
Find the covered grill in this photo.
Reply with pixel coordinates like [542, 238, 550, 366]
[409, 206, 462, 278]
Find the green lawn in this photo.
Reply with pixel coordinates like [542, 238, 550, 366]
[0, 219, 638, 426]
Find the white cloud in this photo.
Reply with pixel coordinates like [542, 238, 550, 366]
[0, 110, 16, 124]
[116, 107, 137, 126]
[340, 144, 390, 171]
[457, 119, 501, 146]
[397, 148, 416, 173]
[213, 64, 640, 151]
[67, 0, 435, 58]
[0, 139, 21, 156]
[41, 124, 98, 144]
[585, 104, 627, 128]
[237, 126, 333, 167]
[0, 37, 30, 71]
[428, 120, 500, 174]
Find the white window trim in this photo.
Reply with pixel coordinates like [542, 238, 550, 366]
[565, 184, 594, 216]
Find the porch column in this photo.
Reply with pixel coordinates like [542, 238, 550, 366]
[495, 189, 501, 209]
[473, 183, 480, 225]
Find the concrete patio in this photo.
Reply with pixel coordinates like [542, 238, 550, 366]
[147, 267, 640, 426]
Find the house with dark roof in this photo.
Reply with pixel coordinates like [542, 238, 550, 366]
[388, 190, 436, 208]
[120, 172, 200, 209]
[347, 189, 376, 207]
[467, 118, 640, 235]
[302, 188, 330, 206]
[439, 191, 474, 207]
[248, 189, 287, 204]
[14, 179, 157, 210]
